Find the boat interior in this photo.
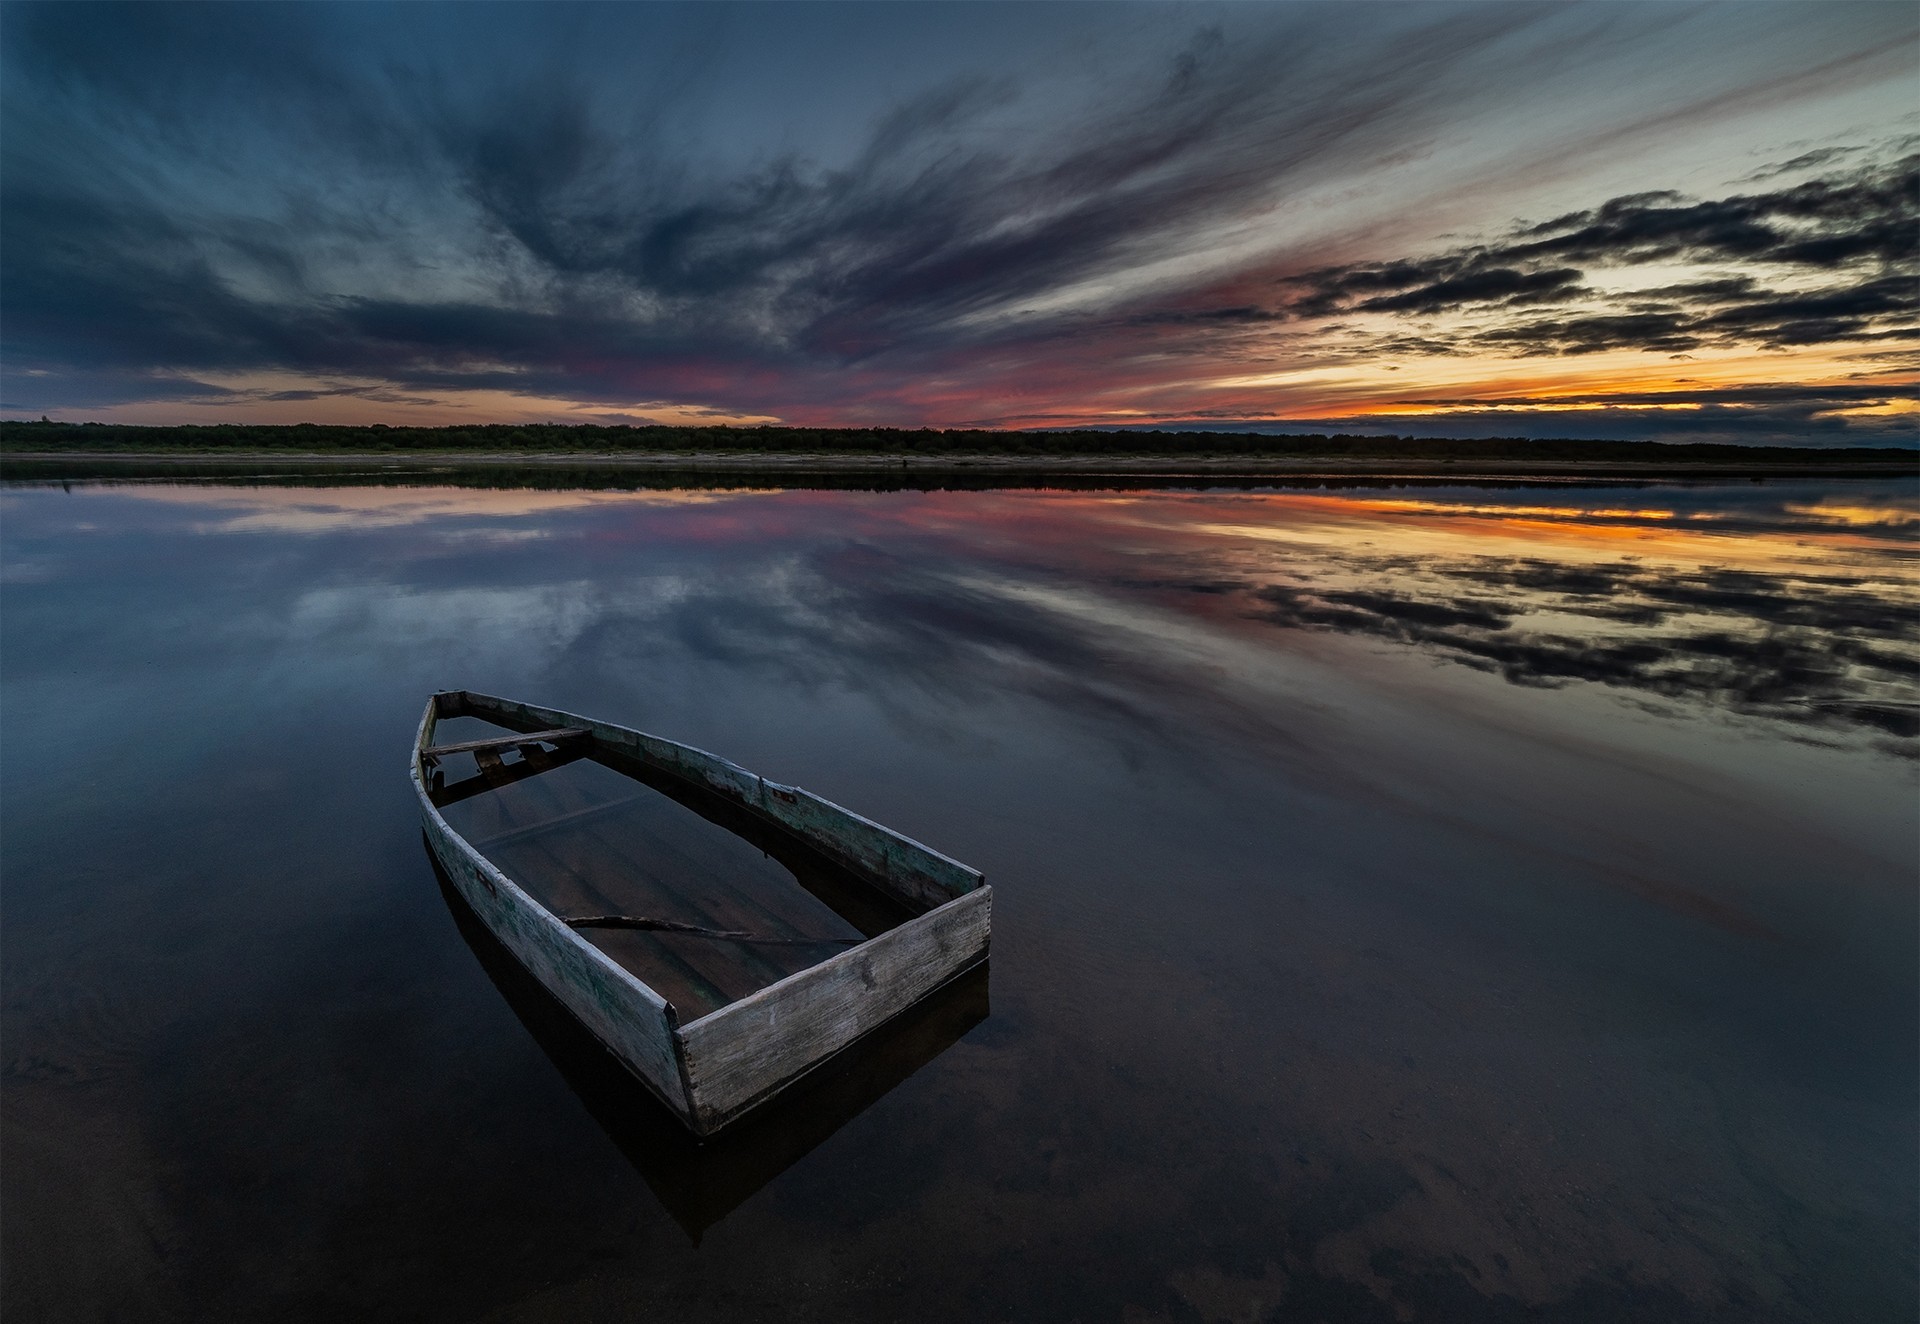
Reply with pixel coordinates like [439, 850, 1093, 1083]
[424, 715, 919, 1021]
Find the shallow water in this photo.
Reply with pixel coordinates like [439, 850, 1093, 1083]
[2, 474, 1914, 1321]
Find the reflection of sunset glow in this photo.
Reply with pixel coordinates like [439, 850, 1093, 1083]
[1329, 500, 1688, 522]
[21, 477, 1914, 585]
[84, 483, 1910, 592]
[1191, 515, 1703, 561]
[1145, 489, 1913, 573]
[86, 484, 734, 533]
[1781, 500, 1919, 528]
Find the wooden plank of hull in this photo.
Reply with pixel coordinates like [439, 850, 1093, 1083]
[676, 887, 991, 1133]
[412, 699, 694, 1125]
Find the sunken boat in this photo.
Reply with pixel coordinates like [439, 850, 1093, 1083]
[413, 690, 991, 1138]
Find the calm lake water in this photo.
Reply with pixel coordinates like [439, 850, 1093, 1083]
[2, 473, 1915, 1322]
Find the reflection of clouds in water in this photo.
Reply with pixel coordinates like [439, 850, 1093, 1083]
[10, 477, 1914, 750]
[1099, 486, 1920, 744]
[285, 583, 600, 652]
[562, 543, 1269, 765]
[564, 522, 1915, 769]
[0, 558, 57, 584]
[1225, 556, 1919, 739]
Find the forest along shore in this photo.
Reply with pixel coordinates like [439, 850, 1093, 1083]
[1, 422, 1914, 479]
[2, 450, 1916, 480]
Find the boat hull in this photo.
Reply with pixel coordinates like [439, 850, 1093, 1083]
[413, 690, 990, 1136]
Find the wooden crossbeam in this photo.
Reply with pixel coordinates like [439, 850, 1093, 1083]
[427, 744, 591, 808]
[421, 727, 589, 761]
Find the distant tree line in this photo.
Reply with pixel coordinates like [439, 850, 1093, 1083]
[0, 419, 1911, 462]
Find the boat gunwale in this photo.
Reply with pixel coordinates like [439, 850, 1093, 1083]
[410, 698, 687, 1095]
[675, 886, 983, 1033]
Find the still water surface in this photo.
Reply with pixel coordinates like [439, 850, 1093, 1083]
[2, 475, 1914, 1321]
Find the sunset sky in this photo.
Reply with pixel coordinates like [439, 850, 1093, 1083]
[2, 1, 1914, 443]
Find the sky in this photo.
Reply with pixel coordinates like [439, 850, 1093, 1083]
[1, 1, 1914, 444]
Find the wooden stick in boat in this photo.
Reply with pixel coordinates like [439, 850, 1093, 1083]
[420, 728, 589, 761]
[562, 915, 863, 946]
[479, 780, 738, 1014]
[528, 775, 846, 991]
[490, 759, 818, 1006]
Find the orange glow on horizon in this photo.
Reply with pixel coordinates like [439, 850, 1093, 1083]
[24, 331, 1915, 437]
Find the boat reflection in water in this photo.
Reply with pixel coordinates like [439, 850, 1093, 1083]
[431, 852, 989, 1242]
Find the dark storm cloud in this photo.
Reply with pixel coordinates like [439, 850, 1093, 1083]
[1278, 153, 1919, 356]
[1475, 310, 1703, 355]
[1287, 261, 1587, 318]
[1466, 272, 1920, 355]
[1692, 275, 1918, 340]
[1503, 155, 1919, 267]
[1353, 267, 1588, 315]
[1259, 151, 1920, 387]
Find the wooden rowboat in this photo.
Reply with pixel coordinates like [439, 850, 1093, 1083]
[412, 690, 991, 1137]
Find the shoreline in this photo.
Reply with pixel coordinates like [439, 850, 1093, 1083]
[2, 449, 1914, 481]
